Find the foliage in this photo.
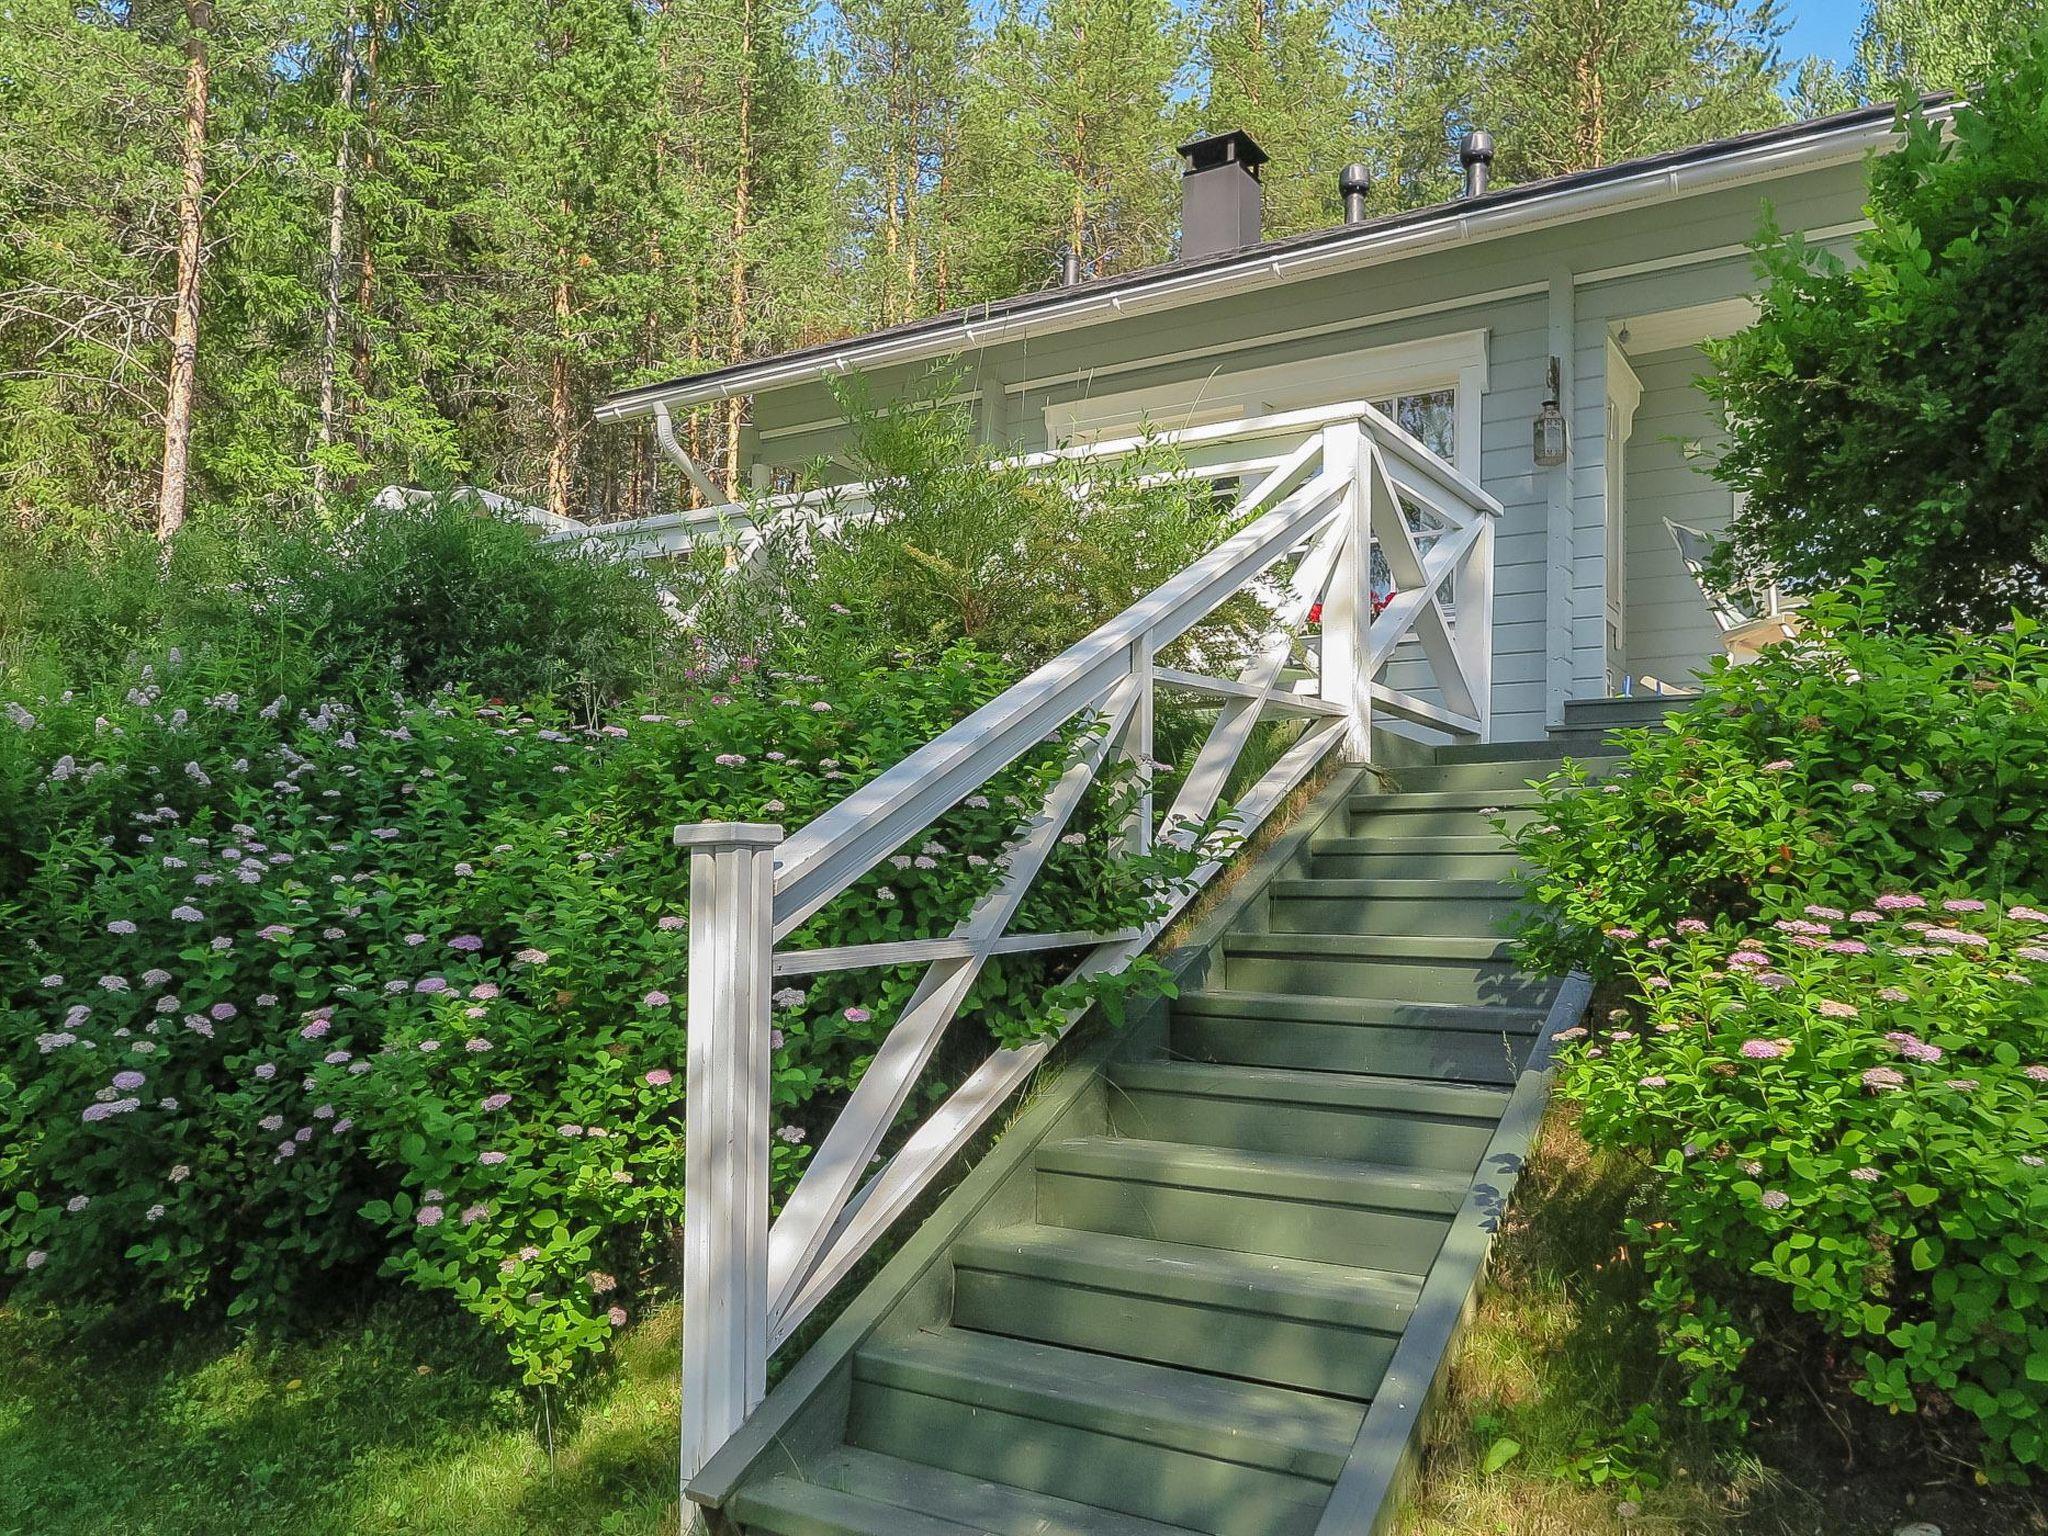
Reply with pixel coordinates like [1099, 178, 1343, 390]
[0, 629, 1201, 1382]
[1359, 0, 1792, 207]
[1404, 1111, 2048, 1534]
[1556, 906, 2048, 1475]
[1, 0, 1821, 530]
[0, 496, 684, 706]
[677, 377, 1254, 672]
[1510, 581, 2048, 984]
[1853, 0, 2037, 95]
[1508, 583, 2048, 1477]
[1706, 41, 2048, 631]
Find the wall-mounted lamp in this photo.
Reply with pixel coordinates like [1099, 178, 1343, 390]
[1533, 355, 1568, 467]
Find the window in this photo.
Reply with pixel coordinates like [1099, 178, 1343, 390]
[1369, 389, 1457, 462]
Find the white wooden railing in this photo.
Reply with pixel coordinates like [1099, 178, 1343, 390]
[667, 401, 1501, 1485]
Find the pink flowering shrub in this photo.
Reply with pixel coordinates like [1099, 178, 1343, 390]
[0, 639, 1199, 1382]
[1512, 586, 2048, 985]
[1510, 586, 2048, 1476]
[1557, 908, 2048, 1476]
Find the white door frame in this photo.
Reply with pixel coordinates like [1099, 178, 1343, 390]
[1604, 337, 1643, 693]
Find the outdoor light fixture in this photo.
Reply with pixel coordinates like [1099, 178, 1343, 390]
[1533, 355, 1568, 467]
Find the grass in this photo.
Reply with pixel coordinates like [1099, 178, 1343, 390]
[1400, 1107, 2048, 1536]
[0, 1297, 682, 1536]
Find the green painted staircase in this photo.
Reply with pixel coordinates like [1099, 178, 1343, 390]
[694, 730, 1616, 1536]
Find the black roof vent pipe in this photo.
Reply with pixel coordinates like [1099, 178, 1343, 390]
[1339, 163, 1371, 225]
[1459, 130, 1494, 197]
[1177, 129, 1267, 260]
[1061, 247, 1082, 286]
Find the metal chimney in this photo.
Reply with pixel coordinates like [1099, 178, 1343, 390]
[1061, 247, 1082, 286]
[1177, 130, 1267, 260]
[1459, 131, 1494, 198]
[1339, 163, 1371, 225]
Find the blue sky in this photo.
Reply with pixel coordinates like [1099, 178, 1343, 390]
[1782, 0, 1865, 66]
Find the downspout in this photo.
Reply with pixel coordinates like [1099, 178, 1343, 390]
[653, 402, 731, 507]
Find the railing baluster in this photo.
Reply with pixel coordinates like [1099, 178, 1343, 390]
[676, 822, 783, 1491]
[1119, 635, 1155, 855]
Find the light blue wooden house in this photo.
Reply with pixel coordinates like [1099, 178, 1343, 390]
[593, 103, 1926, 738]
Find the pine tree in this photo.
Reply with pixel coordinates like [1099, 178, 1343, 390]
[0, 0, 181, 530]
[833, 0, 975, 323]
[426, 0, 663, 516]
[956, 0, 1187, 298]
[1193, 0, 1367, 237]
[1852, 0, 2043, 96]
[1485, 0, 1792, 181]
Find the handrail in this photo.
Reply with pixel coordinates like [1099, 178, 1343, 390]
[669, 404, 1498, 1487]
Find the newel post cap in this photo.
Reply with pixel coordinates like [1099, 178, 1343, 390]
[673, 821, 785, 850]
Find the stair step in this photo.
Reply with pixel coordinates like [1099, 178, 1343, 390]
[1308, 834, 1524, 881]
[1113, 1059, 1511, 1120]
[1172, 987, 1544, 1033]
[1351, 787, 1546, 812]
[1036, 1136, 1461, 1270]
[1227, 931, 1510, 962]
[1169, 988, 1541, 1084]
[851, 1329, 1358, 1535]
[1266, 877, 1521, 938]
[1343, 791, 1540, 840]
[1271, 875, 1513, 902]
[1560, 694, 1688, 728]
[1433, 737, 1625, 763]
[1172, 1011, 1532, 1085]
[735, 1447, 1208, 1536]
[951, 1225, 1417, 1395]
[1108, 1060, 1506, 1168]
[1220, 932, 1543, 1006]
[729, 1471, 991, 1536]
[1385, 757, 1607, 794]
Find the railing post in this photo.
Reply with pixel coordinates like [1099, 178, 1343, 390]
[675, 821, 783, 1504]
[1318, 419, 1374, 760]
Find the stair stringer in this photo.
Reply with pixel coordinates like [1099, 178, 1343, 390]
[1310, 968, 1591, 1535]
[687, 762, 1378, 1531]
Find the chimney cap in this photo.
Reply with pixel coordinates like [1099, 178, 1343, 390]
[1459, 130, 1495, 166]
[1178, 129, 1269, 176]
[1338, 162, 1371, 197]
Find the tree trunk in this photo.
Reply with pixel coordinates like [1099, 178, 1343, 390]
[157, 0, 213, 542]
[548, 262, 574, 520]
[315, 14, 360, 511]
[352, 2, 382, 397]
[723, 0, 755, 500]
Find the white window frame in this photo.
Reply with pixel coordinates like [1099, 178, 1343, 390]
[1041, 329, 1490, 482]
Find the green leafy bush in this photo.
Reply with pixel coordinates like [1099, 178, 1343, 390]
[0, 639, 1198, 1381]
[1512, 583, 2048, 984]
[1559, 909, 2048, 1472]
[1706, 34, 2048, 630]
[0, 494, 682, 705]
[1510, 584, 2048, 1477]
[681, 375, 1253, 671]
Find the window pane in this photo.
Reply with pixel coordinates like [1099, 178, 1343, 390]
[1371, 389, 1456, 460]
